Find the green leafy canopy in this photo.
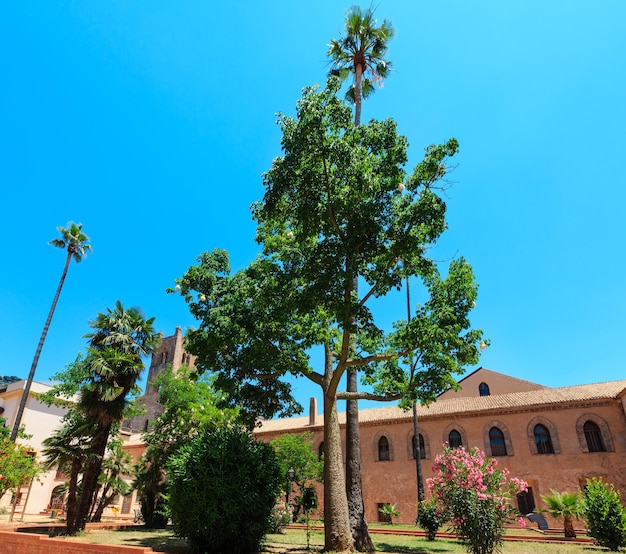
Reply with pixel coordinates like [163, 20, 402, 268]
[173, 78, 484, 424]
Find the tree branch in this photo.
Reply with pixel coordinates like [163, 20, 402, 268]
[337, 390, 404, 402]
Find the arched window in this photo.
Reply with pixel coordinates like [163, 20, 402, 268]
[583, 421, 606, 452]
[534, 424, 554, 454]
[378, 436, 390, 461]
[412, 434, 426, 459]
[448, 430, 462, 449]
[479, 382, 491, 396]
[161, 350, 168, 363]
[489, 427, 507, 456]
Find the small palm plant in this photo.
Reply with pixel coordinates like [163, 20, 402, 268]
[541, 490, 582, 538]
[379, 503, 400, 524]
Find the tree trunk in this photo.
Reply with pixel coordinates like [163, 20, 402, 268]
[11, 251, 72, 441]
[74, 426, 110, 532]
[65, 457, 83, 535]
[354, 64, 363, 127]
[346, 369, 375, 551]
[324, 391, 354, 553]
[563, 515, 576, 538]
[91, 490, 114, 523]
[412, 403, 425, 503]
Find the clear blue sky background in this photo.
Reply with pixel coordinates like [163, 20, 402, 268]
[2, 2, 625, 413]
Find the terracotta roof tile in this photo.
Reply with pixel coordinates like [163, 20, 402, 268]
[255, 380, 626, 434]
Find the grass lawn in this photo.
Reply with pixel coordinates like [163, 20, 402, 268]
[57, 525, 608, 553]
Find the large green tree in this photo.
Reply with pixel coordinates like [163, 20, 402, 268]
[175, 79, 483, 552]
[329, 6, 394, 548]
[11, 222, 91, 441]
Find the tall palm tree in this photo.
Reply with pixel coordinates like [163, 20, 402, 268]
[328, 5, 393, 126]
[328, 7, 393, 550]
[11, 222, 91, 441]
[70, 301, 159, 533]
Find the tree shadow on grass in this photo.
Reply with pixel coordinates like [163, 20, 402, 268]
[108, 526, 192, 553]
[376, 541, 456, 553]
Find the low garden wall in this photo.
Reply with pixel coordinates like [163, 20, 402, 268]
[0, 530, 154, 554]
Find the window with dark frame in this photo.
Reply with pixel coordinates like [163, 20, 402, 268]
[489, 426, 507, 456]
[479, 382, 491, 396]
[412, 434, 426, 459]
[517, 487, 535, 514]
[534, 424, 554, 454]
[378, 436, 390, 461]
[377, 503, 391, 523]
[583, 421, 606, 452]
[448, 430, 462, 448]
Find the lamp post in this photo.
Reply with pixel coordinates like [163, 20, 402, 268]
[288, 467, 295, 523]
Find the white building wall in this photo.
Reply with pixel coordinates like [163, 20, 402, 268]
[0, 380, 69, 515]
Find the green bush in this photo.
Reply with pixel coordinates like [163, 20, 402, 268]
[582, 478, 626, 551]
[417, 499, 441, 541]
[167, 427, 282, 554]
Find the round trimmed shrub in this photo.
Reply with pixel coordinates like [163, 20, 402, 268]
[167, 427, 282, 554]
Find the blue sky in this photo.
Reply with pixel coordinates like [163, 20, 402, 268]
[1, 2, 625, 413]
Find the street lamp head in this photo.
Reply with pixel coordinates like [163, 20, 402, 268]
[288, 467, 295, 480]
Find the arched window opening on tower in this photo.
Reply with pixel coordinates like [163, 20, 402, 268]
[378, 436, 390, 461]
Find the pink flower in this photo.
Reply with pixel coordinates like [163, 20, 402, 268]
[518, 517, 526, 528]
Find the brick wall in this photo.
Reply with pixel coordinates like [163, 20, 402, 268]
[0, 530, 153, 554]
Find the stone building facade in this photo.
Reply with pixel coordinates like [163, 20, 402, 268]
[254, 368, 626, 526]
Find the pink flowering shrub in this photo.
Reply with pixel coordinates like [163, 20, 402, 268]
[428, 445, 527, 554]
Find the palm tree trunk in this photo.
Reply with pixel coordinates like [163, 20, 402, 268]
[74, 426, 110, 532]
[345, 70, 374, 550]
[65, 457, 83, 535]
[91, 488, 114, 523]
[354, 64, 363, 126]
[564, 515, 576, 538]
[11, 251, 72, 441]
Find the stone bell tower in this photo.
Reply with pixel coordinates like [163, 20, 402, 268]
[125, 326, 195, 433]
